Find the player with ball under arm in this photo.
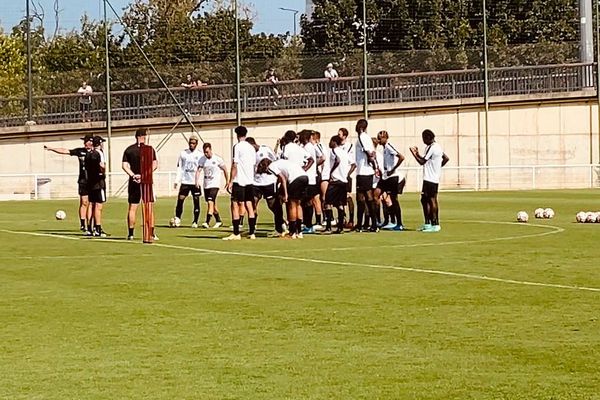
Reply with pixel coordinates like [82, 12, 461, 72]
[410, 129, 449, 232]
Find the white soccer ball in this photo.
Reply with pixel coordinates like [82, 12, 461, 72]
[534, 208, 545, 219]
[55, 210, 66, 220]
[516, 211, 529, 223]
[595, 213, 600, 223]
[576, 211, 587, 223]
[586, 212, 597, 223]
[169, 217, 181, 228]
[543, 208, 555, 219]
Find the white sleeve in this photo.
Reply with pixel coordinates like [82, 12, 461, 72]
[175, 153, 183, 184]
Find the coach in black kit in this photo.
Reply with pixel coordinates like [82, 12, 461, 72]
[84, 136, 108, 237]
[122, 128, 157, 240]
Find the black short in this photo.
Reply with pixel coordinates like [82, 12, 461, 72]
[128, 181, 141, 204]
[79, 103, 90, 112]
[254, 183, 277, 200]
[325, 181, 347, 207]
[204, 187, 219, 202]
[179, 184, 201, 198]
[356, 175, 374, 192]
[78, 182, 89, 197]
[288, 176, 308, 201]
[89, 188, 106, 204]
[231, 183, 254, 202]
[422, 180, 439, 198]
[379, 176, 400, 196]
[305, 184, 319, 199]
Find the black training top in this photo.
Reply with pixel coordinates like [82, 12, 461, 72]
[84, 150, 105, 190]
[122, 144, 157, 177]
[69, 147, 89, 183]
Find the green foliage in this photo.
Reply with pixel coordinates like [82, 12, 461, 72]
[0, 32, 26, 115]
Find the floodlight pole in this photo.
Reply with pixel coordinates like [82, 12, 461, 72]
[279, 7, 299, 36]
[26, 0, 33, 122]
[362, 0, 368, 119]
[103, 0, 113, 195]
[482, 0, 490, 189]
[234, 0, 242, 126]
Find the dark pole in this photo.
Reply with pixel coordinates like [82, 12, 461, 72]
[26, 0, 33, 122]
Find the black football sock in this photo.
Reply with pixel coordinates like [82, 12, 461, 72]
[128, 227, 134, 237]
[80, 218, 85, 228]
[175, 198, 185, 219]
[325, 209, 333, 230]
[303, 205, 314, 228]
[206, 213, 213, 224]
[214, 212, 222, 223]
[193, 197, 201, 223]
[315, 213, 322, 225]
[233, 219, 240, 235]
[249, 217, 257, 235]
[337, 207, 345, 231]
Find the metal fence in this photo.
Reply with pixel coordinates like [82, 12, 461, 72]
[1, 164, 598, 201]
[0, 63, 595, 128]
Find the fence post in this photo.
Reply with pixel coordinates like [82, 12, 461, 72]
[33, 174, 38, 200]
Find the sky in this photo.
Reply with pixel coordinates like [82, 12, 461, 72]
[0, 0, 307, 35]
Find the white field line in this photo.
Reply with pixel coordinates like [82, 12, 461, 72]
[0, 253, 199, 261]
[260, 220, 565, 253]
[2, 226, 598, 293]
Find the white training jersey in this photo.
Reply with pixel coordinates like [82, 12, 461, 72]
[176, 148, 203, 185]
[268, 159, 307, 183]
[198, 154, 226, 189]
[355, 132, 376, 176]
[255, 144, 278, 186]
[302, 142, 319, 185]
[423, 142, 444, 184]
[383, 142, 402, 180]
[373, 150, 384, 188]
[341, 141, 356, 168]
[329, 147, 350, 183]
[232, 140, 256, 186]
[317, 142, 330, 180]
[280, 142, 310, 168]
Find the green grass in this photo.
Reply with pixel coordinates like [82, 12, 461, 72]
[1, 190, 599, 399]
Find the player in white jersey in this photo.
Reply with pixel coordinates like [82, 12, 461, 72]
[354, 119, 379, 232]
[224, 126, 257, 240]
[377, 130, 405, 230]
[371, 137, 385, 227]
[196, 142, 228, 229]
[280, 130, 313, 170]
[257, 158, 309, 239]
[246, 137, 286, 236]
[338, 127, 356, 229]
[410, 129, 449, 232]
[299, 129, 324, 234]
[323, 135, 349, 234]
[174, 136, 203, 227]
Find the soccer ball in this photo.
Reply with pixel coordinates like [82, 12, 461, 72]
[169, 217, 181, 228]
[534, 208, 545, 219]
[576, 211, 587, 223]
[595, 213, 600, 223]
[55, 210, 66, 220]
[586, 212, 597, 223]
[543, 208, 555, 219]
[516, 211, 529, 223]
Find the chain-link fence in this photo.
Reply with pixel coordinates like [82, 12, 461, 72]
[0, 0, 594, 127]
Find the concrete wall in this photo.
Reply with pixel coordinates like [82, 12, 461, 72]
[1, 96, 599, 199]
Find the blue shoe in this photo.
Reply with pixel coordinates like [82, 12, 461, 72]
[392, 224, 405, 231]
[418, 223, 432, 231]
[382, 222, 397, 230]
[302, 226, 316, 234]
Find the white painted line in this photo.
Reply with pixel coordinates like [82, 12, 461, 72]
[2, 224, 597, 294]
[260, 220, 565, 253]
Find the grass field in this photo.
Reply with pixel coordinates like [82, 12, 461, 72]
[1, 190, 599, 399]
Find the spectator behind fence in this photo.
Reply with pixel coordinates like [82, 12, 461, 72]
[77, 81, 93, 122]
[265, 67, 280, 107]
[181, 74, 197, 89]
[324, 63, 339, 104]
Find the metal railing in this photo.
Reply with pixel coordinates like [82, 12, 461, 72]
[0, 63, 595, 128]
[1, 164, 598, 200]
